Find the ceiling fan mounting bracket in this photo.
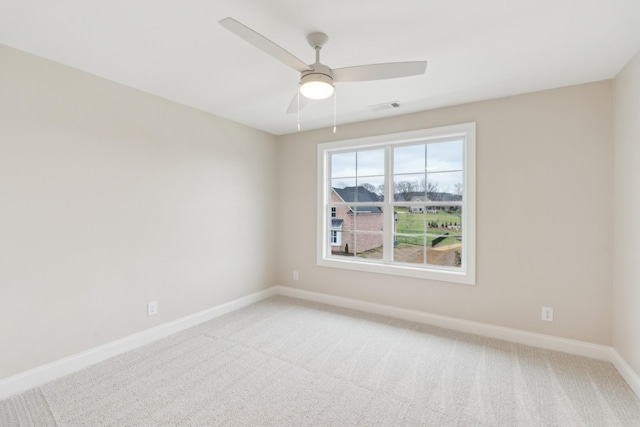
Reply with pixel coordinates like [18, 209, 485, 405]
[306, 32, 329, 49]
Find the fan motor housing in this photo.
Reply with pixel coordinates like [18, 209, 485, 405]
[300, 71, 334, 86]
[302, 62, 333, 80]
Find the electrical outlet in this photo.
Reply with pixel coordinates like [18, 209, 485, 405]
[293, 270, 299, 281]
[148, 301, 158, 316]
[541, 306, 553, 322]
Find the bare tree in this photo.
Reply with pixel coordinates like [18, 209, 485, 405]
[406, 210, 415, 228]
[394, 181, 415, 201]
[419, 177, 427, 192]
[360, 183, 382, 201]
[361, 183, 377, 193]
[454, 183, 463, 196]
[426, 182, 440, 200]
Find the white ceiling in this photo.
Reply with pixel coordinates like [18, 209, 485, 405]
[1, 0, 639, 135]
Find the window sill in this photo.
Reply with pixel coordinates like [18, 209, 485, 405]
[317, 256, 476, 285]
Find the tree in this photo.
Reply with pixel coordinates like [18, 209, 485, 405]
[361, 183, 377, 194]
[426, 182, 441, 201]
[406, 210, 415, 228]
[454, 183, 463, 196]
[419, 177, 427, 192]
[395, 180, 415, 201]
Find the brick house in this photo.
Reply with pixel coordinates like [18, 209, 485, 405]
[330, 186, 384, 254]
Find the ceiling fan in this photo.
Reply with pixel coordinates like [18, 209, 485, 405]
[219, 17, 427, 114]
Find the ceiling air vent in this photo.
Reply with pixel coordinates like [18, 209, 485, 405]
[368, 101, 400, 111]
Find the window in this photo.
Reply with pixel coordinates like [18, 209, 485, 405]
[330, 219, 343, 246]
[317, 123, 475, 284]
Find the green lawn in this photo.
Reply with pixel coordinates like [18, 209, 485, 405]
[395, 207, 461, 246]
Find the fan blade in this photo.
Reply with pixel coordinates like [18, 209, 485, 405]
[219, 18, 312, 73]
[286, 91, 309, 114]
[333, 61, 427, 82]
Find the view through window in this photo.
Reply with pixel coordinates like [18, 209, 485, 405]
[318, 123, 475, 284]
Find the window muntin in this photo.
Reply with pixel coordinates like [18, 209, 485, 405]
[318, 123, 475, 285]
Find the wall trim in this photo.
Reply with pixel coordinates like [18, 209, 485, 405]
[610, 348, 640, 399]
[0, 287, 277, 400]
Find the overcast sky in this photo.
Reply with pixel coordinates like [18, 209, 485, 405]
[331, 140, 463, 195]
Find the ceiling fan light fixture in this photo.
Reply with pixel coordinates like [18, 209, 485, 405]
[300, 73, 334, 100]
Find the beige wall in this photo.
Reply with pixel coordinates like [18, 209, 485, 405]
[0, 45, 277, 380]
[613, 50, 640, 377]
[277, 81, 613, 345]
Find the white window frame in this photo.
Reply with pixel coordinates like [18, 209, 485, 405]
[317, 123, 476, 285]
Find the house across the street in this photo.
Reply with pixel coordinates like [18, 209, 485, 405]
[330, 186, 384, 254]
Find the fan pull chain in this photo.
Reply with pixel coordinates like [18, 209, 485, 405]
[333, 90, 337, 134]
[297, 88, 301, 132]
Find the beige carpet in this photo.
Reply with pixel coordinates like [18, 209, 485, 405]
[2, 296, 640, 426]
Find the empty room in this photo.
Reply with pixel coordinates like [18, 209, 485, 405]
[2, 0, 640, 425]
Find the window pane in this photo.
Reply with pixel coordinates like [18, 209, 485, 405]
[357, 149, 384, 176]
[332, 177, 355, 190]
[393, 236, 426, 265]
[330, 230, 385, 261]
[394, 144, 425, 174]
[426, 171, 463, 201]
[393, 173, 425, 201]
[331, 152, 356, 178]
[355, 232, 383, 260]
[356, 176, 384, 202]
[427, 239, 462, 267]
[394, 205, 426, 264]
[353, 206, 384, 258]
[427, 140, 463, 172]
[426, 206, 462, 268]
[332, 186, 382, 208]
[332, 231, 353, 257]
[394, 206, 426, 235]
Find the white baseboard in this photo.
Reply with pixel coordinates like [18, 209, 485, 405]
[274, 286, 613, 361]
[610, 348, 640, 399]
[0, 287, 277, 401]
